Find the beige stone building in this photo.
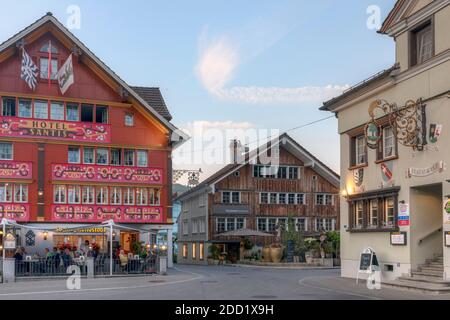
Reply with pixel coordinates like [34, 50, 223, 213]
[321, 0, 450, 287]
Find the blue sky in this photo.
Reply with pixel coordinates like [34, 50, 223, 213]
[0, 0, 396, 179]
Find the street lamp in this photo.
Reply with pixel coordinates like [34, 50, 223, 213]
[43, 231, 48, 240]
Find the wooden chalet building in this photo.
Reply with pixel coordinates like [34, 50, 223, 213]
[176, 133, 340, 264]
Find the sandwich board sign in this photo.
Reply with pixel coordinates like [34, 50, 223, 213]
[356, 247, 380, 284]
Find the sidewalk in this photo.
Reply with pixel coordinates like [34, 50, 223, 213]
[299, 275, 450, 300]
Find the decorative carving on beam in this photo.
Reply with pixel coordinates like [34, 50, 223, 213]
[118, 86, 129, 102]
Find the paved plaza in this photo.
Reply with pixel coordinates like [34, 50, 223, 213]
[1, 265, 449, 300]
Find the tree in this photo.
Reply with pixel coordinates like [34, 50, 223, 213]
[281, 214, 306, 259]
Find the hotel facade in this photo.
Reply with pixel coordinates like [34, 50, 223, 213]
[0, 14, 186, 266]
[321, 0, 450, 285]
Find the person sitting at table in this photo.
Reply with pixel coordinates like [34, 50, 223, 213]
[13, 248, 23, 261]
[119, 250, 128, 272]
[61, 248, 73, 269]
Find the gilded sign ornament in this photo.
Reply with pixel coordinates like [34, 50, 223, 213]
[365, 99, 426, 151]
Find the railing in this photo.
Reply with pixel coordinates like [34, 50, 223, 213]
[15, 257, 88, 277]
[94, 254, 157, 276]
[418, 227, 442, 245]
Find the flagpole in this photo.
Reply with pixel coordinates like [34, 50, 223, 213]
[48, 40, 52, 88]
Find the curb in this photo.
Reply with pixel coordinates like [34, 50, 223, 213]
[230, 264, 341, 270]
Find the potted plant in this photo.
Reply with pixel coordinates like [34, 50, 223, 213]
[269, 243, 283, 263]
[208, 244, 220, 265]
[243, 238, 253, 259]
[262, 245, 271, 262]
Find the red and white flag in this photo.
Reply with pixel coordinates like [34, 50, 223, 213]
[56, 54, 74, 95]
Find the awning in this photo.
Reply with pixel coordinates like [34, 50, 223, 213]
[216, 228, 275, 238]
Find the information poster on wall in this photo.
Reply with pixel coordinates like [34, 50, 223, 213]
[444, 200, 450, 224]
[398, 203, 410, 227]
[390, 232, 407, 246]
[445, 232, 450, 247]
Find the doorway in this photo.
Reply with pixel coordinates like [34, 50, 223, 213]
[120, 232, 139, 253]
[410, 183, 443, 269]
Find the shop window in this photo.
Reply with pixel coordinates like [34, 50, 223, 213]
[123, 188, 134, 205]
[149, 188, 160, 205]
[18, 99, 32, 118]
[182, 244, 188, 258]
[83, 147, 95, 164]
[136, 150, 148, 167]
[192, 243, 197, 260]
[66, 103, 79, 122]
[96, 106, 108, 124]
[34, 100, 48, 119]
[82, 186, 94, 204]
[0, 143, 13, 160]
[68, 146, 80, 163]
[110, 148, 122, 166]
[0, 183, 13, 202]
[54, 185, 66, 204]
[2, 97, 16, 117]
[50, 102, 64, 120]
[125, 113, 134, 126]
[96, 148, 108, 165]
[81, 104, 94, 122]
[199, 243, 204, 260]
[124, 149, 134, 166]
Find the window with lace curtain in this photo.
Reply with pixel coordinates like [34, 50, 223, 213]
[410, 21, 433, 67]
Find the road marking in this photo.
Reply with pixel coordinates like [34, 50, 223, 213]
[298, 276, 382, 300]
[0, 268, 203, 297]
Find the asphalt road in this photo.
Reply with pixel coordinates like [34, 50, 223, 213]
[0, 265, 449, 300]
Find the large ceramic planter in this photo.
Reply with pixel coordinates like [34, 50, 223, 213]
[262, 247, 271, 262]
[269, 247, 283, 263]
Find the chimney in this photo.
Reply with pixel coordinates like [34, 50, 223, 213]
[229, 139, 245, 164]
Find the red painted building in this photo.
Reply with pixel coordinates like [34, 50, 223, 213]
[0, 13, 186, 265]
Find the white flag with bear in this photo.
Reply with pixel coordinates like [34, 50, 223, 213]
[57, 53, 74, 95]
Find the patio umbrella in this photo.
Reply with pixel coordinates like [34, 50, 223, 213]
[216, 228, 274, 237]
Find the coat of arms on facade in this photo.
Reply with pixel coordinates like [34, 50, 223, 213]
[353, 168, 364, 187]
[381, 161, 394, 187]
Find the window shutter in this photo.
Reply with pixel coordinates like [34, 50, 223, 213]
[350, 137, 356, 166]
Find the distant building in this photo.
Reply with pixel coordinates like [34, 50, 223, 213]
[176, 133, 340, 264]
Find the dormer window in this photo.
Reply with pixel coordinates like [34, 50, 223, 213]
[410, 20, 433, 67]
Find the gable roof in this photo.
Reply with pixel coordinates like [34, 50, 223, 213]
[175, 133, 340, 201]
[0, 13, 188, 146]
[130, 86, 172, 121]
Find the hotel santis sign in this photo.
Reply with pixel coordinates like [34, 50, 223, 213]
[0, 117, 110, 143]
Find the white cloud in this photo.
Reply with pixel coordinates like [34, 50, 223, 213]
[196, 33, 349, 105]
[181, 120, 254, 132]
